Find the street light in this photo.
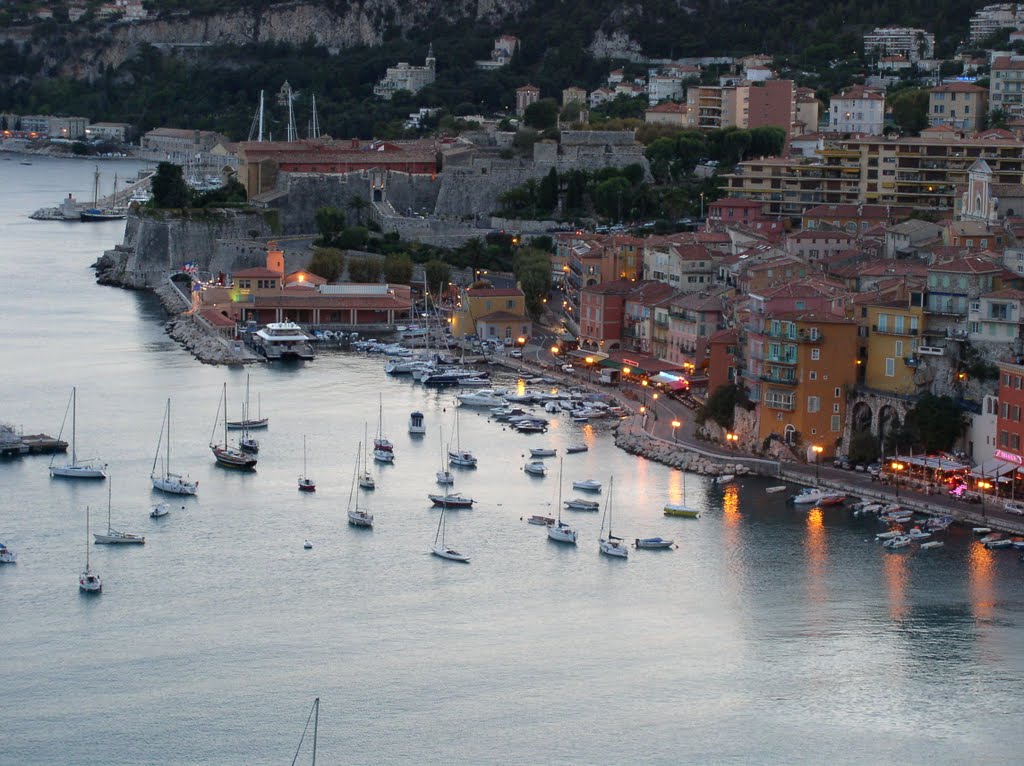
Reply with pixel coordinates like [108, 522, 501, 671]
[812, 445, 823, 483]
[978, 479, 992, 516]
[891, 461, 905, 500]
[672, 419, 681, 442]
[726, 432, 738, 449]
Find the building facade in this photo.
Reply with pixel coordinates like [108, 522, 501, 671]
[929, 82, 987, 131]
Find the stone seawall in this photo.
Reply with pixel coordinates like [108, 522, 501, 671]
[615, 429, 762, 477]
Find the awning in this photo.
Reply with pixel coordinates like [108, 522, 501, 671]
[651, 371, 689, 390]
[969, 458, 1020, 480]
[893, 454, 969, 472]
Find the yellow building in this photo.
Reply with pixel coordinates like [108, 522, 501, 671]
[755, 312, 859, 457]
[863, 301, 926, 395]
[451, 285, 532, 342]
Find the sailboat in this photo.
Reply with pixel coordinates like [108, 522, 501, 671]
[209, 383, 257, 469]
[358, 424, 375, 489]
[239, 377, 259, 453]
[290, 697, 319, 766]
[150, 398, 198, 495]
[448, 405, 477, 467]
[298, 435, 316, 492]
[79, 506, 102, 592]
[436, 425, 454, 485]
[599, 476, 628, 558]
[347, 444, 374, 527]
[49, 387, 107, 479]
[373, 395, 394, 463]
[94, 479, 145, 544]
[431, 500, 470, 562]
[547, 459, 578, 544]
[80, 167, 127, 222]
[227, 378, 268, 429]
[663, 472, 702, 518]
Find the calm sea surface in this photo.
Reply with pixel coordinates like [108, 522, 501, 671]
[1, 155, 1023, 765]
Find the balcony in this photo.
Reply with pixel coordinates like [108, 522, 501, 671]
[917, 345, 945, 356]
[765, 353, 798, 365]
[763, 396, 795, 411]
[871, 324, 918, 336]
[904, 356, 919, 368]
[759, 373, 797, 385]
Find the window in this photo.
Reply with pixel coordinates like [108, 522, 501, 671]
[809, 371, 817, 381]
[1014, 434, 1022, 451]
[807, 396, 820, 413]
[1016, 405, 1022, 422]
[833, 403, 840, 414]
[1017, 376, 1023, 390]
[886, 358, 895, 377]
[834, 387, 841, 397]
[831, 415, 841, 432]
[811, 348, 820, 361]
[895, 341, 903, 358]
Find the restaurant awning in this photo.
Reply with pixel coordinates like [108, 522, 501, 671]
[969, 458, 1020, 480]
[651, 371, 689, 390]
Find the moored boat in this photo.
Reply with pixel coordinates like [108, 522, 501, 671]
[0, 542, 17, 564]
[572, 479, 602, 492]
[527, 514, 555, 526]
[635, 537, 675, 549]
[883, 535, 913, 549]
[524, 461, 547, 476]
[529, 447, 557, 458]
[564, 498, 600, 511]
[428, 492, 475, 509]
[565, 443, 588, 454]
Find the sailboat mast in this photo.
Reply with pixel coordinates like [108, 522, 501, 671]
[312, 697, 319, 766]
[223, 384, 229, 447]
[166, 398, 171, 473]
[108, 477, 112, 532]
[85, 505, 90, 570]
[71, 387, 77, 465]
[557, 459, 563, 523]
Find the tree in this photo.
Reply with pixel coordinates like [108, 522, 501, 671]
[150, 161, 191, 208]
[537, 167, 559, 214]
[383, 252, 413, 284]
[698, 384, 747, 430]
[523, 98, 559, 131]
[337, 226, 369, 250]
[513, 248, 552, 318]
[346, 256, 383, 283]
[848, 430, 880, 464]
[308, 247, 345, 282]
[903, 394, 967, 453]
[424, 259, 451, 297]
[347, 194, 369, 226]
[314, 207, 347, 246]
[887, 88, 930, 134]
[592, 176, 632, 220]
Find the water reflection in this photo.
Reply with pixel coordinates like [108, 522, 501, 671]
[967, 543, 996, 624]
[883, 545, 909, 621]
[804, 508, 827, 607]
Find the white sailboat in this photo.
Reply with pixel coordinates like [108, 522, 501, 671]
[599, 476, 628, 558]
[547, 459, 578, 544]
[431, 501, 469, 562]
[298, 435, 316, 492]
[50, 387, 107, 479]
[93, 479, 145, 544]
[239, 377, 259, 453]
[347, 444, 374, 528]
[290, 697, 319, 766]
[210, 383, 257, 469]
[79, 506, 102, 592]
[435, 425, 454, 485]
[0, 542, 17, 564]
[358, 424, 376, 489]
[373, 395, 394, 463]
[448, 405, 477, 467]
[150, 398, 198, 495]
[226, 377, 268, 429]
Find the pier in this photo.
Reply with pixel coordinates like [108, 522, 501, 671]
[0, 425, 67, 458]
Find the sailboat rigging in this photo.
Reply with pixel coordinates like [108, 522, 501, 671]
[298, 435, 316, 492]
[50, 387, 107, 479]
[94, 478, 145, 544]
[547, 458, 578, 544]
[358, 423, 376, 489]
[431, 499, 470, 562]
[436, 425, 454, 485]
[151, 398, 198, 495]
[79, 506, 102, 593]
[373, 395, 394, 463]
[209, 383, 257, 469]
[289, 697, 319, 766]
[227, 377, 268, 429]
[347, 444, 374, 527]
[599, 476, 628, 558]
[448, 405, 477, 467]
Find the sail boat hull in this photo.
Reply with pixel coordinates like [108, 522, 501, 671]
[79, 572, 102, 592]
[431, 544, 470, 562]
[599, 538, 629, 557]
[211, 445, 257, 469]
[347, 510, 373, 527]
[151, 474, 198, 494]
[51, 464, 107, 479]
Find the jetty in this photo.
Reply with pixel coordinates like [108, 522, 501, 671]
[0, 424, 67, 458]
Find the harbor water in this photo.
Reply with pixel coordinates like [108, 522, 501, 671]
[1, 156, 1023, 765]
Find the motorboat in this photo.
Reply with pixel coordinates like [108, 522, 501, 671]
[572, 479, 602, 492]
[984, 536, 1012, 549]
[428, 492, 475, 509]
[907, 527, 931, 540]
[529, 448, 557, 458]
[920, 540, 944, 550]
[979, 532, 1003, 545]
[1011, 537, 1024, 550]
[303, 540, 313, 549]
[882, 535, 913, 549]
[566, 444, 588, 454]
[513, 420, 548, 434]
[635, 537, 675, 549]
[527, 514, 555, 526]
[663, 503, 701, 519]
[408, 411, 426, 435]
[788, 487, 834, 505]
[252, 321, 315, 361]
[875, 530, 903, 540]
[926, 516, 953, 531]
[0, 542, 17, 564]
[972, 527, 992, 535]
[564, 498, 600, 511]
[524, 461, 547, 476]
[765, 485, 788, 494]
[713, 474, 735, 485]
[150, 398, 198, 495]
[149, 503, 170, 518]
[817, 494, 846, 507]
[456, 390, 508, 408]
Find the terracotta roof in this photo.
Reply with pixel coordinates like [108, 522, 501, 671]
[466, 287, 524, 297]
[253, 294, 412, 309]
[708, 328, 738, 343]
[710, 198, 766, 209]
[992, 56, 1024, 71]
[982, 288, 1024, 300]
[199, 309, 236, 328]
[930, 82, 986, 94]
[476, 310, 531, 322]
[930, 255, 1002, 274]
[232, 267, 282, 278]
[647, 102, 689, 113]
[768, 310, 855, 324]
[833, 86, 884, 101]
[790, 229, 857, 241]
[803, 203, 911, 219]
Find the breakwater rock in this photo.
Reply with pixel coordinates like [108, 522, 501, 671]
[615, 429, 764, 477]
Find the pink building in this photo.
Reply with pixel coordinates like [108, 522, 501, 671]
[516, 84, 540, 116]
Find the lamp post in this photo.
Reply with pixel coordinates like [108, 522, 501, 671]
[699, 191, 705, 221]
[891, 461, 904, 500]
[726, 432, 738, 449]
[978, 479, 991, 517]
[672, 419, 681, 442]
[641, 379, 648, 407]
[812, 445, 823, 483]
[585, 356, 594, 384]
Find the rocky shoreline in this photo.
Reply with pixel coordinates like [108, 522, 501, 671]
[614, 429, 759, 477]
[152, 281, 257, 366]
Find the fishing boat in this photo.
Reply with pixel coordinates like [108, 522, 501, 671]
[547, 459, 578, 544]
[347, 444, 374, 528]
[93, 480, 145, 545]
[49, 387, 107, 479]
[209, 383, 257, 469]
[79, 506, 102, 593]
[564, 497, 600, 511]
[573, 479, 602, 492]
[635, 537, 675, 549]
[428, 492, 475, 509]
[0, 542, 17, 564]
[408, 410, 426, 435]
[524, 461, 547, 476]
[373, 395, 395, 463]
[298, 435, 316, 492]
[358, 424, 376, 489]
[431, 501, 470, 562]
[448, 406, 477, 467]
[150, 398, 198, 495]
[599, 476, 628, 558]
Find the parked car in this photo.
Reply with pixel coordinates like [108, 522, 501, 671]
[1005, 501, 1024, 516]
[561, 364, 575, 373]
[509, 349, 523, 359]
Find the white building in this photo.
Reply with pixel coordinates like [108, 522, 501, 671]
[374, 46, 436, 100]
[970, 4, 1024, 44]
[863, 27, 935, 63]
[829, 86, 885, 134]
[647, 75, 685, 104]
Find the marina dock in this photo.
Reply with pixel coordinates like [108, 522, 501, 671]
[0, 426, 67, 457]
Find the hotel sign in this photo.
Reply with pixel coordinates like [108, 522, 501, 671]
[995, 449, 1022, 464]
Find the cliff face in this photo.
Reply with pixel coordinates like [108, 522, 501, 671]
[9, 1, 529, 79]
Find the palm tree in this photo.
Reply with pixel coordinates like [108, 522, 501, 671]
[348, 194, 369, 226]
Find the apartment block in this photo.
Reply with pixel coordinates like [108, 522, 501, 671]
[989, 55, 1024, 117]
[929, 82, 987, 131]
[864, 27, 935, 63]
[829, 86, 885, 134]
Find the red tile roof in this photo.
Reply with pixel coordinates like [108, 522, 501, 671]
[232, 267, 282, 278]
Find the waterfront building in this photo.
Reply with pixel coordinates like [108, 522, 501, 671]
[968, 288, 1024, 346]
[374, 46, 436, 99]
[996, 358, 1024, 458]
[990, 54, 1024, 117]
[623, 282, 678, 356]
[864, 27, 935, 63]
[84, 122, 132, 142]
[863, 295, 927, 395]
[665, 289, 729, 370]
[929, 83, 987, 132]
[18, 114, 88, 139]
[450, 284, 531, 342]
[642, 239, 717, 293]
[142, 127, 230, 158]
[705, 328, 740, 393]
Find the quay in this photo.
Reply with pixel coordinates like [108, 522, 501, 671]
[0, 426, 67, 458]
